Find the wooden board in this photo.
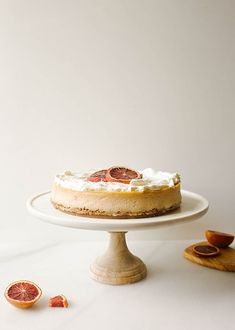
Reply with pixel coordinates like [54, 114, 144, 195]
[184, 241, 235, 272]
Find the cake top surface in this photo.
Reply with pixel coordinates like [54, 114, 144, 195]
[54, 168, 180, 192]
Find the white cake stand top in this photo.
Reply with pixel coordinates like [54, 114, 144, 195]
[27, 190, 208, 232]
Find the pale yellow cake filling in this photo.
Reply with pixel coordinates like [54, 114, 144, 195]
[51, 182, 181, 218]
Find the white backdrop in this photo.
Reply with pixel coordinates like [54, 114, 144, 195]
[0, 0, 234, 241]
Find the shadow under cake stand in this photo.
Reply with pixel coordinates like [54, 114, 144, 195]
[27, 190, 208, 285]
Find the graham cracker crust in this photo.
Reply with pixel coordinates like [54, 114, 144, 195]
[51, 201, 181, 219]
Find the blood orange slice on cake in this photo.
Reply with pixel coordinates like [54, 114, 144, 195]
[87, 169, 107, 182]
[5, 280, 42, 309]
[106, 167, 142, 184]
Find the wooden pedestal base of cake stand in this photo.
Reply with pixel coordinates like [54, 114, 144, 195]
[90, 232, 147, 285]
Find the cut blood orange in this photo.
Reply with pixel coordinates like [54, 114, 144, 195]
[5, 280, 42, 309]
[49, 295, 68, 308]
[193, 244, 220, 257]
[205, 230, 234, 248]
[106, 166, 142, 184]
[87, 169, 107, 182]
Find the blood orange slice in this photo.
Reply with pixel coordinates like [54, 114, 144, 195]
[106, 166, 142, 184]
[87, 169, 107, 182]
[5, 280, 42, 309]
[49, 295, 68, 308]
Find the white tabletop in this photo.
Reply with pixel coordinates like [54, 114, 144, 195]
[0, 238, 234, 330]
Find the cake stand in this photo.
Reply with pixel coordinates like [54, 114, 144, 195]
[27, 190, 208, 285]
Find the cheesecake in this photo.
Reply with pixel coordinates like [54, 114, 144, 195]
[51, 167, 181, 219]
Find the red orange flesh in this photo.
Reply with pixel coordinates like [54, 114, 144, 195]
[5, 280, 42, 309]
[49, 295, 68, 308]
[193, 244, 220, 257]
[87, 169, 107, 182]
[106, 167, 141, 184]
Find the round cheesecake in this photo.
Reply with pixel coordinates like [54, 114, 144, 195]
[51, 168, 181, 219]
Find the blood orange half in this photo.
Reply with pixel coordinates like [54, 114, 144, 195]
[106, 167, 142, 184]
[5, 280, 42, 309]
[193, 244, 220, 257]
[87, 169, 107, 182]
[49, 295, 68, 308]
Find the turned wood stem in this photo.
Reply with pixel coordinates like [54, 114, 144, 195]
[90, 231, 147, 285]
[107, 232, 129, 256]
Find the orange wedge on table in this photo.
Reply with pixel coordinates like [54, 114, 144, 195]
[49, 295, 68, 308]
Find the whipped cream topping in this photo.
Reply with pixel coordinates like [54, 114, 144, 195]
[54, 168, 180, 192]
